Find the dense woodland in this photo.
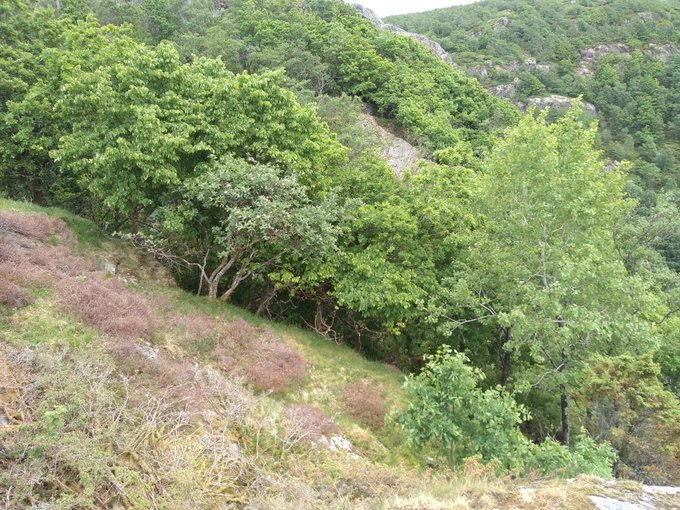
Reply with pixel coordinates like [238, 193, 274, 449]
[1, 0, 680, 486]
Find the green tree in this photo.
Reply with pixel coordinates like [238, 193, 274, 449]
[574, 353, 680, 484]
[394, 346, 530, 469]
[136, 156, 339, 300]
[449, 108, 661, 444]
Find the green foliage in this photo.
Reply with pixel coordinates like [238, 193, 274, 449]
[387, 0, 680, 195]
[394, 346, 615, 477]
[574, 353, 680, 484]
[138, 155, 339, 300]
[394, 346, 530, 469]
[526, 434, 616, 479]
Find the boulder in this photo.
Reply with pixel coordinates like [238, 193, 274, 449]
[488, 80, 519, 99]
[492, 17, 511, 30]
[637, 12, 662, 22]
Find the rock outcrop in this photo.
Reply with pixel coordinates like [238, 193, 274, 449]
[523, 95, 597, 115]
[488, 78, 520, 99]
[644, 43, 679, 63]
[350, 3, 460, 68]
[579, 43, 630, 63]
[361, 114, 421, 178]
[492, 17, 511, 31]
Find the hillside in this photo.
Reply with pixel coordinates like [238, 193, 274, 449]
[2, 0, 680, 504]
[2, 200, 680, 509]
[387, 0, 680, 206]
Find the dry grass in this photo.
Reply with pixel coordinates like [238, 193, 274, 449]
[285, 403, 339, 439]
[341, 379, 387, 430]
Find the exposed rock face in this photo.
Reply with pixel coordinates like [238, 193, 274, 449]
[361, 114, 421, 178]
[579, 43, 630, 63]
[637, 12, 662, 22]
[488, 77, 520, 99]
[644, 43, 679, 63]
[350, 3, 460, 68]
[467, 64, 490, 79]
[576, 65, 594, 76]
[524, 95, 597, 115]
[492, 17, 510, 30]
[590, 484, 680, 510]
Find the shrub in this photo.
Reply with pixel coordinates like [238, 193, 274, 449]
[285, 404, 338, 440]
[573, 353, 680, 484]
[0, 280, 31, 308]
[341, 380, 387, 430]
[393, 346, 530, 470]
[526, 434, 615, 478]
[55, 274, 156, 340]
[394, 346, 616, 476]
[175, 315, 306, 393]
[0, 211, 74, 243]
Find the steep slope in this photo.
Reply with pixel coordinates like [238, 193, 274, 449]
[3, 200, 679, 508]
[387, 0, 680, 194]
[0, 199, 408, 508]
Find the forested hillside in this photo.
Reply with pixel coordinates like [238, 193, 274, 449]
[1, 0, 680, 506]
[388, 0, 680, 211]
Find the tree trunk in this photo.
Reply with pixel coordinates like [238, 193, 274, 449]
[220, 270, 250, 301]
[255, 287, 277, 316]
[129, 208, 139, 235]
[560, 385, 570, 446]
[500, 350, 512, 387]
[497, 326, 512, 387]
[206, 256, 233, 299]
[208, 278, 219, 299]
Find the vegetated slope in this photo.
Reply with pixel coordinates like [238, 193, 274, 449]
[387, 0, 680, 204]
[3, 0, 680, 494]
[78, 0, 519, 154]
[2, 200, 680, 509]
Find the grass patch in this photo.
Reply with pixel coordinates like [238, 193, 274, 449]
[0, 295, 98, 349]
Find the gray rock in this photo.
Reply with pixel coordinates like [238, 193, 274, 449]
[644, 43, 679, 63]
[524, 95, 597, 115]
[361, 115, 421, 178]
[101, 259, 117, 275]
[492, 17, 510, 30]
[467, 64, 490, 79]
[579, 43, 630, 63]
[350, 3, 460, 68]
[576, 65, 594, 76]
[637, 12, 662, 22]
[488, 82, 517, 99]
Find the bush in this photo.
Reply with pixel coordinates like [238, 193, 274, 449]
[526, 435, 615, 478]
[0, 210, 74, 243]
[174, 315, 307, 393]
[55, 274, 157, 340]
[341, 380, 387, 430]
[394, 346, 617, 476]
[393, 347, 530, 470]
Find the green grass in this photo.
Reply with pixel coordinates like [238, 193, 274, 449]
[0, 295, 98, 349]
